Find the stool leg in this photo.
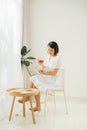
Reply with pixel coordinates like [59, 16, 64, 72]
[9, 96, 15, 121]
[23, 97, 25, 117]
[29, 97, 35, 124]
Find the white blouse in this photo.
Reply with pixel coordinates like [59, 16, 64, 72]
[30, 55, 61, 91]
[43, 55, 61, 70]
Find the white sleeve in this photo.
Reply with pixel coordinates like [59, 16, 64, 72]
[52, 57, 61, 69]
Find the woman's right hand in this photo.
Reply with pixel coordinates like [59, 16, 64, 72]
[38, 59, 44, 65]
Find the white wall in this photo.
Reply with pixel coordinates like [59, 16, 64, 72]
[23, 0, 30, 46]
[25, 0, 87, 97]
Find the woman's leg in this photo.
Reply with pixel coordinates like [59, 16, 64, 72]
[34, 92, 41, 111]
[18, 81, 41, 111]
[29, 82, 41, 111]
[18, 81, 34, 103]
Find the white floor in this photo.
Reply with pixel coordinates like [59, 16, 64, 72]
[0, 92, 87, 130]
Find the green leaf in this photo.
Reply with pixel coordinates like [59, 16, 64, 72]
[21, 46, 27, 56]
[26, 57, 36, 60]
[21, 60, 24, 64]
[24, 49, 31, 56]
[24, 61, 30, 66]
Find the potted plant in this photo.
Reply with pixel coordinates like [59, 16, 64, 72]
[21, 45, 36, 79]
[21, 45, 36, 67]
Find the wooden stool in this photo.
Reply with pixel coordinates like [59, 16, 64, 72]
[6, 88, 39, 124]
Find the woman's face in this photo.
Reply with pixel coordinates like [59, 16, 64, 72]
[47, 46, 55, 56]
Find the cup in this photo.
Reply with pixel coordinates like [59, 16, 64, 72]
[38, 59, 44, 64]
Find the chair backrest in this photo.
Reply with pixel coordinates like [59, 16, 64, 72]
[55, 68, 64, 90]
[59, 68, 64, 87]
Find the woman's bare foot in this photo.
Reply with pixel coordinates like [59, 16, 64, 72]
[29, 107, 41, 112]
[18, 96, 29, 103]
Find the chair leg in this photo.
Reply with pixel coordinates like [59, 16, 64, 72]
[44, 90, 48, 116]
[63, 91, 68, 114]
[53, 91, 56, 109]
[44, 90, 56, 116]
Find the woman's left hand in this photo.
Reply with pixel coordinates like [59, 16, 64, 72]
[38, 69, 44, 74]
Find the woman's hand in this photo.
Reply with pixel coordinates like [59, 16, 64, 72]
[38, 69, 44, 74]
[38, 59, 44, 65]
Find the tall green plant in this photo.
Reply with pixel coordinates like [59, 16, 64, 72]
[21, 45, 36, 67]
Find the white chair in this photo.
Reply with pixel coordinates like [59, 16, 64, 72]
[42, 69, 68, 115]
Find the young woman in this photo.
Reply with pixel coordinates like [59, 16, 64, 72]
[18, 41, 61, 112]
